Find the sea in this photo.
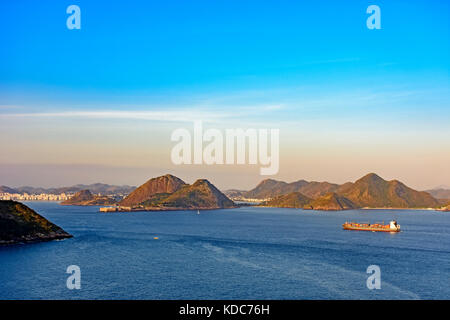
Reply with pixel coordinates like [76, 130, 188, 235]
[1, 202, 449, 300]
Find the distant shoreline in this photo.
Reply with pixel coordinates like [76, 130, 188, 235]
[252, 205, 443, 211]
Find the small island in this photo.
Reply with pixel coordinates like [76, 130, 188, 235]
[60, 189, 116, 206]
[0, 200, 72, 245]
[101, 174, 236, 212]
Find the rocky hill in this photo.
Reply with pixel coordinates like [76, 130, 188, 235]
[61, 190, 116, 206]
[159, 179, 236, 209]
[246, 173, 440, 210]
[337, 173, 439, 208]
[118, 175, 235, 210]
[0, 200, 72, 245]
[119, 174, 186, 207]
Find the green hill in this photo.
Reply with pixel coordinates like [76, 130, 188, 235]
[306, 193, 356, 211]
[261, 191, 355, 210]
[243, 179, 307, 199]
[244, 173, 440, 210]
[244, 179, 339, 200]
[337, 173, 439, 208]
[296, 181, 340, 199]
[260, 192, 312, 208]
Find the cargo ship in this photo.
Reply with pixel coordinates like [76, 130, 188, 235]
[342, 220, 401, 232]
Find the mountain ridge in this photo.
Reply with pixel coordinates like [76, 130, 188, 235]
[425, 188, 450, 200]
[247, 173, 440, 210]
[1, 184, 135, 195]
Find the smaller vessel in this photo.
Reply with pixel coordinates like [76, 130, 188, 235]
[343, 220, 400, 232]
[197, 210, 200, 215]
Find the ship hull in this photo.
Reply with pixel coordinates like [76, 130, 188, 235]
[343, 225, 400, 232]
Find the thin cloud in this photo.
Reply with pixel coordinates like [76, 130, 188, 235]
[0, 105, 282, 123]
[1, 110, 231, 123]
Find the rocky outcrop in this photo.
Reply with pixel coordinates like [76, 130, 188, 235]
[0, 200, 72, 245]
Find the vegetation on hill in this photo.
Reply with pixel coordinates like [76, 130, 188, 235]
[243, 179, 308, 199]
[0, 200, 72, 245]
[261, 192, 355, 210]
[337, 173, 439, 208]
[306, 193, 356, 211]
[247, 173, 441, 210]
[243, 179, 340, 200]
[261, 192, 312, 208]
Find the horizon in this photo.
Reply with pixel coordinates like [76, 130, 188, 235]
[1, 0, 449, 191]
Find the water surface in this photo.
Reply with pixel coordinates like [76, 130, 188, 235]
[1, 202, 449, 299]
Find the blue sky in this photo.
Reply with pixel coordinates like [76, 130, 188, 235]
[0, 0, 449, 189]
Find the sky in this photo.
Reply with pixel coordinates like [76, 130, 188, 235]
[0, 0, 449, 190]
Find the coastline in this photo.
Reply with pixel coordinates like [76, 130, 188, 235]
[99, 206, 237, 212]
[249, 205, 442, 211]
[0, 232, 73, 246]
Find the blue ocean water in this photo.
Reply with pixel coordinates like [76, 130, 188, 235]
[1, 202, 449, 300]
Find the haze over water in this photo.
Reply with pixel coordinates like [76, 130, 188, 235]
[0, 202, 449, 299]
